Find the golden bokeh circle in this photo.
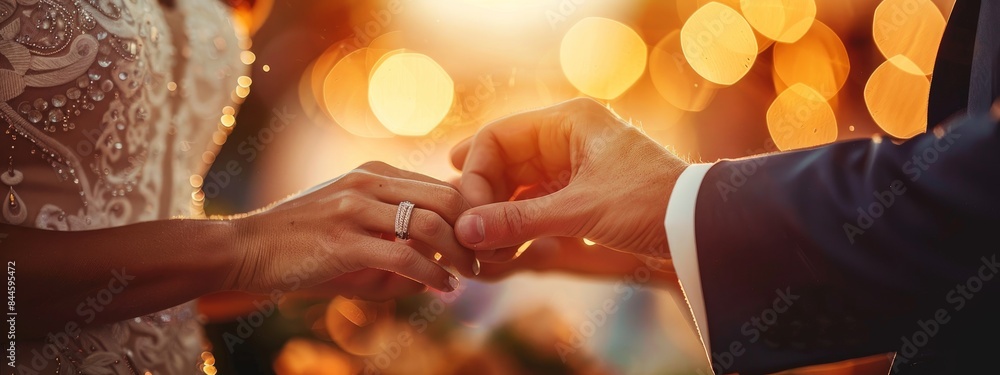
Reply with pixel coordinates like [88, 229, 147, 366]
[649, 30, 718, 112]
[559, 17, 648, 100]
[369, 48, 407, 80]
[740, 0, 816, 43]
[865, 56, 929, 139]
[677, 0, 776, 54]
[767, 83, 838, 151]
[312, 41, 354, 117]
[322, 48, 395, 138]
[772, 20, 850, 99]
[369, 30, 406, 51]
[681, 2, 758, 86]
[368, 52, 455, 136]
[677, 0, 743, 22]
[297, 61, 319, 118]
[873, 0, 945, 75]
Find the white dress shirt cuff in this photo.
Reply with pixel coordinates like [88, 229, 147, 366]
[665, 163, 715, 365]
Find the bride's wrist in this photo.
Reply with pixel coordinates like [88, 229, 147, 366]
[220, 215, 262, 292]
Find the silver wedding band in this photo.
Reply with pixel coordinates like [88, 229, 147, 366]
[395, 201, 415, 240]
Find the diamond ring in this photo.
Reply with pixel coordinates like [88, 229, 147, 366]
[395, 201, 415, 240]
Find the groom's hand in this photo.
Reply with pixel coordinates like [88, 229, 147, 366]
[450, 98, 688, 259]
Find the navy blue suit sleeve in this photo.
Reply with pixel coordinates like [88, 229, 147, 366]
[693, 113, 1000, 374]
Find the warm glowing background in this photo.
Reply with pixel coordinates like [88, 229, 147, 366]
[197, 0, 956, 374]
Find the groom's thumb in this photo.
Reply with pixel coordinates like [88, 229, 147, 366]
[455, 194, 578, 251]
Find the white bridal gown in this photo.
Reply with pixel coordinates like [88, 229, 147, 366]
[1, 0, 245, 373]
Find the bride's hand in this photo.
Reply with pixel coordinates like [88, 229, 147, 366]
[224, 161, 477, 294]
[450, 98, 688, 259]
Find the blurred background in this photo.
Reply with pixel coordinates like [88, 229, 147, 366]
[193, 0, 956, 373]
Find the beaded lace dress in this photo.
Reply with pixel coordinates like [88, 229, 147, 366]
[1, 0, 246, 373]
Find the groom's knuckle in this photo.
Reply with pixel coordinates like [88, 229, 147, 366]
[568, 97, 601, 112]
[495, 204, 526, 235]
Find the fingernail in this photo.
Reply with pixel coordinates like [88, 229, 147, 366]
[448, 275, 461, 291]
[473, 259, 481, 276]
[456, 214, 485, 245]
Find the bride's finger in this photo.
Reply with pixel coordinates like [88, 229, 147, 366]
[368, 179, 472, 224]
[356, 238, 459, 293]
[357, 161, 454, 188]
[359, 202, 477, 277]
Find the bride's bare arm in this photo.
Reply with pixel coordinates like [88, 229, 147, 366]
[4, 161, 477, 337]
[4, 219, 235, 336]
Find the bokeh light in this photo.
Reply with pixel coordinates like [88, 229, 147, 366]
[677, 0, 743, 22]
[272, 339, 354, 375]
[325, 297, 397, 356]
[370, 30, 406, 49]
[310, 42, 352, 117]
[515, 240, 534, 259]
[456, 0, 539, 9]
[469, 49, 580, 125]
[368, 52, 455, 136]
[322, 48, 395, 138]
[740, 0, 816, 43]
[681, 2, 758, 86]
[298, 61, 320, 118]
[559, 17, 648, 100]
[240, 50, 257, 65]
[772, 20, 850, 99]
[649, 30, 718, 112]
[677, 0, 775, 53]
[766, 83, 837, 151]
[865, 56, 929, 139]
[873, 0, 945, 75]
[230, 0, 273, 36]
